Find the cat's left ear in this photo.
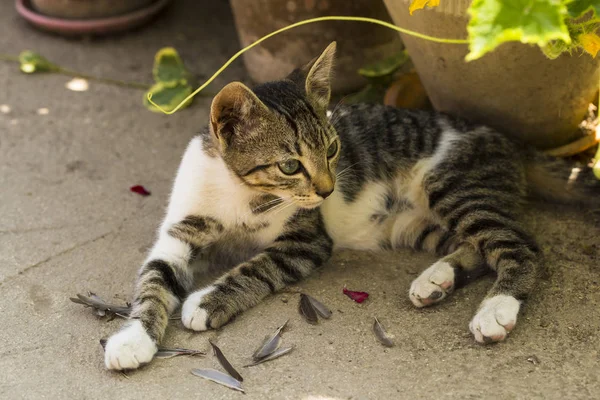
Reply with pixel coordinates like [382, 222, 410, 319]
[305, 42, 336, 111]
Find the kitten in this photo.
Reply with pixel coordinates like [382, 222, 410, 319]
[104, 42, 597, 370]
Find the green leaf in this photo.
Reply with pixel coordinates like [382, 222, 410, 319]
[358, 51, 410, 78]
[567, 0, 600, 19]
[342, 84, 385, 105]
[152, 47, 188, 87]
[144, 82, 193, 113]
[466, 0, 571, 61]
[18, 51, 59, 74]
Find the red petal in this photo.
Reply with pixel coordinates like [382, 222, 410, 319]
[130, 185, 151, 196]
[343, 287, 369, 303]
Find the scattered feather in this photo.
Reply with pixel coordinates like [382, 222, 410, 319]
[190, 368, 245, 393]
[70, 292, 130, 318]
[305, 294, 332, 319]
[100, 338, 204, 359]
[252, 320, 288, 361]
[130, 185, 151, 196]
[343, 287, 369, 303]
[244, 346, 294, 367]
[155, 347, 205, 359]
[373, 317, 395, 348]
[209, 341, 244, 382]
[298, 293, 319, 325]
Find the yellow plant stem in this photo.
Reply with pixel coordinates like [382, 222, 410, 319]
[147, 16, 469, 115]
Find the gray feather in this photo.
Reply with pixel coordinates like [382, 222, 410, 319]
[190, 368, 245, 392]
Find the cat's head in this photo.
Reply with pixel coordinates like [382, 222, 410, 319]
[209, 42, 339, 209]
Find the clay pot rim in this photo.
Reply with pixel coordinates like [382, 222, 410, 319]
[15, 0, 172, 36]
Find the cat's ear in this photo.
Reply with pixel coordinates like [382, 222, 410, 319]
[305, 42, 336, 111]
[210, 82, 268, 146]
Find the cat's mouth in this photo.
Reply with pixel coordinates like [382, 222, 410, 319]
[295, 199, 324, 209]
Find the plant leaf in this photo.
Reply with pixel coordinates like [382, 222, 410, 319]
[373, 317, 395, 347]
[244, 346, 294, 367]
[358, 51, 410, 78]
[209, 341, 244, 382]
[190, 368, 245, 392]
[567, 0, 600, 18]
[252, 320, 288, 360]
[298, 293, 319, 324]
[578, 32, 600, 57]
[466, 0, 571, 61]
[153, 47, 188, 87]
[343, 287, 369, 303]
[408, 0, 440, 15]
[18, 51, 59, 74]
[144, 82, 193, 113]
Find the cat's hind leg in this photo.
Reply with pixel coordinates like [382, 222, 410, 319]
[409, 243, 486, 307]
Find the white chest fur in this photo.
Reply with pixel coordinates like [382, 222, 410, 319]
[162, 137, 297, 247]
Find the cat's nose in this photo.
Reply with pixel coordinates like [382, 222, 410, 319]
[316, 188, 333, 199]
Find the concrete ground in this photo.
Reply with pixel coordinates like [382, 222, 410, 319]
[1, 1, 599, 399]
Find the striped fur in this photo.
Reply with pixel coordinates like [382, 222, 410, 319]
[104, 43, 598, 370]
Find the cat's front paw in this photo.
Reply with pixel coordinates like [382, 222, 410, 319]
[469, 295, 520, 343]
[409, 261, 455, 307]
[182, 286, 233, 331]
[104, 320, 157, 370]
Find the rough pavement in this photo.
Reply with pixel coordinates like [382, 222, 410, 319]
[1, 1, 599, 399]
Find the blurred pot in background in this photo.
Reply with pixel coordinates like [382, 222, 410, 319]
[230, 0, 403, 94]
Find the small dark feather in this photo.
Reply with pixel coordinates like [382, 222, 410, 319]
[100, 338, 204, 359]
[299, 293, 319, 325]
[244, 346, 294, 367]
[190, 368, 245, 392]
[373, 317, 395, 347]
[252, 320, 288, 361]
[305, 294, 332, 319]
[209, 341, 244, 382]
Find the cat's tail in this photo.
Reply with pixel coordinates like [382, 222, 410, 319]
[524, 150, 599, 207]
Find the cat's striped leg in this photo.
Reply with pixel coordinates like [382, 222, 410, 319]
[432, 193, 540, 343]
[409, 242, 486, 307]
[182, 211, 333, 331]
[466, 223, 540, 343]
[104, 216, 223, 370]
[393, 214, 486, 307]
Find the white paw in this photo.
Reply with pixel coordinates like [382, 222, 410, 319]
[469, 295, 520, 343]
[104, 320, 157, 370]
[409, 261, 455, 307]
[181, 286, 215, 331]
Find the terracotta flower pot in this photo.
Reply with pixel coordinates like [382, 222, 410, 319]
[30, 0, 155, 19]
[230, 0, 403, 94]
[383, 0, 600, 149]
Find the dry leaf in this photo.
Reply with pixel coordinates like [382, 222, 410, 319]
[298, 293, 319, 325]
[252, 320, 288, 360]
[244, 346, 294, 367]
[209, 341, 244, 382]
[373, 317, 395, 348]
[305, 294, 332, 319]
[190, 368, 245, 392]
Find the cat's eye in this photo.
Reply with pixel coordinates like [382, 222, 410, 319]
[278, 159, 301, 175]
[327, 141, 338, 158]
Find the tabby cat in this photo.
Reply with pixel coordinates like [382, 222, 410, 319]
[104, 43, 597, 370]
